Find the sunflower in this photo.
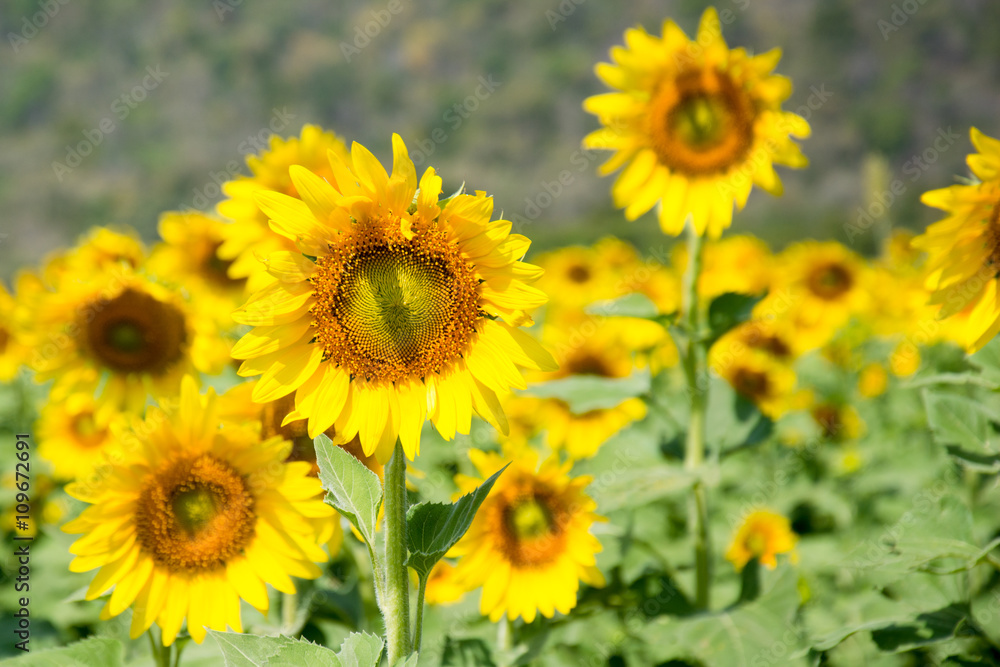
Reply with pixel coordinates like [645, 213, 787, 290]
[150, 211, 246, 324]
[231, 134, 556, 462]
[857, 362, 888, 398]
[912, 128, 1000, 352]
[218, 125, 352, 294]
[725, 509, 798, 571]
[38, 394, 121, 481]
[709, 347, 805, 419]
[504, 394, 647, 462]
[583, 8, 809, 237]
[756, 241, 869, 352]
[27, 245, 227, 413]
[809, 400, 864, 442]
[449, 448, 605, 622]
[711, 317, 801, 366]
[0, 280, 31, 381]
[62, 377, 335, 646]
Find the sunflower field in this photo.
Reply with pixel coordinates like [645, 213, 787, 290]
[4, 3, 1000, 666]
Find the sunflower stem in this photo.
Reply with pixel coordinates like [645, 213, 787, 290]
[681, 223, 712, 611]
[147, 629, 170, 667]
[383, 440, 412, 664]
[413, 574, 427, 653]
[281, 591, 297, 633]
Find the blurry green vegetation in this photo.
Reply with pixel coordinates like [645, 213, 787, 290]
[1, 0, 999, 278]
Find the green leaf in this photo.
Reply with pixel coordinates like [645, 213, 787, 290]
[336, 632, 385, 667]
[406, 464, 508, 579]
[647, 568, 804, 666]
[523, 370, 651, 414]
[209, 632, 341, 667]
[706, 292, 763, 344]
[588, 463, 696, 512]
[3, 637, 123, 667]
[737, 557, 761, 604]
[923, 390, 1000, 451]
[442, 637, 497, 666]
[969, 337, 1000, 387]
[945, 444, 1000, 473]
[393, 656, 420, 667]
[314, 434, 383, 545]
[809, 602, 978, 654]
[585, 292, 661, 319]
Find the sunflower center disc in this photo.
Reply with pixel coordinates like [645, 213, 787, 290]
[732, 367, 770, 400]
[71, 412, 106, 449]
[312, 230, 482, 384]
[650, 70, 756, 175]
[85, 288, 187, 375]
[746, 531, 767, 555]
[808, 263, 853, 300]
[508, 497, 553, 540]
[0, 326, 9, 354]
[135, 454, 255, 572]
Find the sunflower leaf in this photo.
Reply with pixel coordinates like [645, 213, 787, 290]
[405, 463, 509, 579]
[337, 631, 385, 667]
[209, 632, 341, 666]
[2, 638, 124, 667]
[315, 434, 383, 546]
[706, 292, 764, 345]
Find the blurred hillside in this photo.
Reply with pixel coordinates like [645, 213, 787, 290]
[2, 0, 999, 280]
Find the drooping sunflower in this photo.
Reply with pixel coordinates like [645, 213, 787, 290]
[62, 377, 335, 646]
[218, 124, 352, 293]
[37, 394, 120, 481]
[150, 211, 246, 325]
[583, 8, 810, 237]
[449, 448, 605, 622]
[911, 128, 1000, 352]
[231, 134, 556, 462]
[27, 243, 228, 413]
[725, 509, 798, 571]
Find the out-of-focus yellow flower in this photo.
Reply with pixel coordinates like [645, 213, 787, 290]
[709, 347, 807, 419]
[809, 401, 865, 442]
[673, 234, 773, 301]
[218, 124, 352, 294]
[583, 8, 809, 237]
[37, 394, 122, 481]
[725, 510, 798, 571]
[912, 128, 1000, 352]
[888, 340, 921, 377]
[423, 560, 467, 606]
[858, 362, 889, 398]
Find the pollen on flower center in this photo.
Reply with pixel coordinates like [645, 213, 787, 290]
[649, 69, 756, 175]
[85, 288, 187, 375]
[135, 454, 255, 572]
[310, 218, 483, 383]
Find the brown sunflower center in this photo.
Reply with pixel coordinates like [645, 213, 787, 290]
[731, 367, 771, 400]
[498, 490, 566, 567]
[71, 412, 107, 449]
[650, 69, 756, 175]
[743, 328, 792, 359]
[85, 288, 187, 375]
[135, 454, 255, 572]
[566, 351, 617, 378]
[311, 220, 482, 383]
[567, 264, 591, 283]
[807, 262, 853, 300]
[986, 199, 1000, 275]
[0, 326, 9, 354]
[812, 404, 843, 440]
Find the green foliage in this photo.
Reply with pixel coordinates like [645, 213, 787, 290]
[523, 370, 651, 414]
[705, 293, 764, 345]
[315, 434, 384, 546]
[209, 630, 383, 667]
[1, 637, 123, 667]
[406, 464, 508, 580]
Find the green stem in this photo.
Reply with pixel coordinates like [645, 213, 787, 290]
[281, 591, 297, 633]
[681, 224, 711, 611]
[413, 575, 427, 653]
[497, 616, 512, 665]
[148, 629, 170, 667]
[384, 440, 412, 664]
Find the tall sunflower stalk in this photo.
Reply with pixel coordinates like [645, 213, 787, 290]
[681, 225, 712, 609]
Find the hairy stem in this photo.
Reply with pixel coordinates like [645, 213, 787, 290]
[384, 440, 412, 664]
